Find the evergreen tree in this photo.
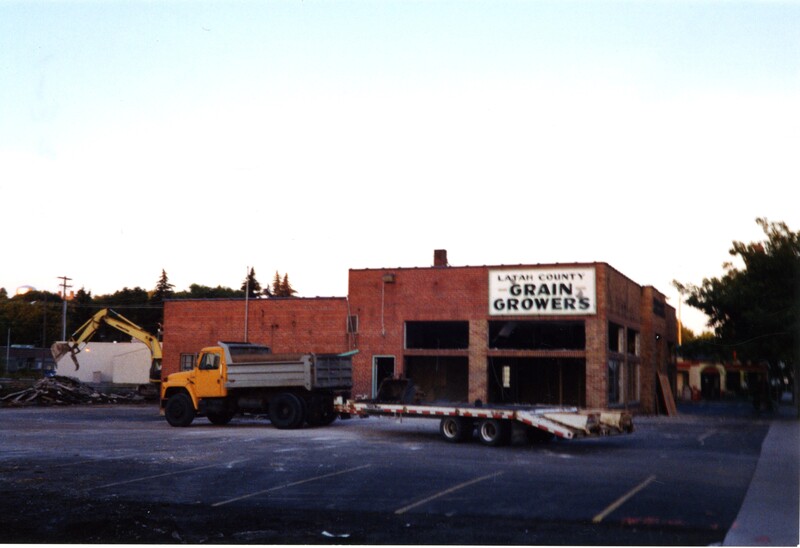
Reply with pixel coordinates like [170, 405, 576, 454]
[271, 271, 283, 297]
[270, 271, 297, 297]
[151, 269, 175, 303]
[280, 273, 297, 297]
[242, 268, 262, 299]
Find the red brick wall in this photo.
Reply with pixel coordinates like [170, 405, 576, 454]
[162, 297, 350, 378]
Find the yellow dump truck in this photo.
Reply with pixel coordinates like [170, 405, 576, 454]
[160, 341, 353, 428]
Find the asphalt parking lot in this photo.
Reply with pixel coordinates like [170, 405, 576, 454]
[0, 401, 784, 544]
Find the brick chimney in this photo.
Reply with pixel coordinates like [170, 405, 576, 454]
[433, 249, 449, 267]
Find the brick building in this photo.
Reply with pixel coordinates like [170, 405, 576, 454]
[163, 250, 677, 413]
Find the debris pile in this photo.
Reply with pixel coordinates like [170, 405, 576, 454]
[0, 376, 143, 406]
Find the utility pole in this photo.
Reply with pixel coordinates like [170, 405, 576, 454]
[57, 275, 72, 341]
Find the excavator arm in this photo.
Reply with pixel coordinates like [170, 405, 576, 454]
[51, 308, 162, 383]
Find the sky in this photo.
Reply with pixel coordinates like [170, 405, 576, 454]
[1, 0, 798, 334]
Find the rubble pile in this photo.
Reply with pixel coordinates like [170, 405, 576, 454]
[0, 376, 142, 406]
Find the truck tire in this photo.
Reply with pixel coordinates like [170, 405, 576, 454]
[477, 419, 511, 447]
[439, 416, 473, 443]
[165, 393, 195, 427]
[207, 410, 234, 426]
[269, 393, 306, 429]
[306, 395, 337, 427]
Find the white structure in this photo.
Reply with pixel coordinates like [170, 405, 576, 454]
[54, 341, 152, 385]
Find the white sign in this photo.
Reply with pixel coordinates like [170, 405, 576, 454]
[489, 267, 596, 316]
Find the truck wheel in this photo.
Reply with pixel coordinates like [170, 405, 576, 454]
[439, 417, 472, 443]
[306, 395, 337, 427]
[165, 393, 195, 427]
[207, 411, 234, 426]
[269, 393, 306, 429]
[477, 419, 511, 447]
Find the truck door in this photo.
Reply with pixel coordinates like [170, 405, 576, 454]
[193, 350, 226, 398]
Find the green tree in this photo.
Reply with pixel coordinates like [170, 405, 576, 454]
[271, 271, 297, 297]
[93, 287, 158, 337]
[151, 269, 175, 303]
[4, 290, 63, 347]
[173, 284, 244, 299]
[681, 218, 799, 395]
[242, 268, 262, 299]
[280, 273, 297, 297]
[271, 271, 282, 297]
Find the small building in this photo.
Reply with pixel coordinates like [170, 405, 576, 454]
[2, 345, 56, 376]
[676, 358, 768, 401]
[162, 251, 678, 413]
[53, 342, 153, 385]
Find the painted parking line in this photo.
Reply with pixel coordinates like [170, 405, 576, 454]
[592, 475, 657, 524]
[86, 459, 249, 491]
[212, 464, 372, 508]
[394, 472, 505, 515]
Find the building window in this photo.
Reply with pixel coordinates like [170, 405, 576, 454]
[608, 322, 624, 353]
[489, 321, 585, 350]
[347, 315, 359, 334]
[627, 329, 640, 356]
[180, 353, 196, 371]
[405, 321, 468, 350]
[608, 359, 622, 404]
[626, 361, 640, 402]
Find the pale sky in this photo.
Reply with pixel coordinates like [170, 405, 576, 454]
[2, 0, 798, 334]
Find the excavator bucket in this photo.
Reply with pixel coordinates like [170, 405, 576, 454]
[51, 342, 81, 370]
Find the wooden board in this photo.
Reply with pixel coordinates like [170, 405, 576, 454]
[658, 373, 678, 416]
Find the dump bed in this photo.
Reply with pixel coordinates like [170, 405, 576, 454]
[222, 343, 352, 392]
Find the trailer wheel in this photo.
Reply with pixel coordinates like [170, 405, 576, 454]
[526, 427, 555, 444]
[306, 395, 337, 427]
[269, 393, 306, 429]
[165, 393, 195, 427]
[439, 417, 472, 443]
[477, 419, 511, 446]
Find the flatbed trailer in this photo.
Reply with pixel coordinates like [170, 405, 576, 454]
[334, 390, 634, 447]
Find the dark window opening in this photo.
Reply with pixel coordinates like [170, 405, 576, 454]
[609, 322, 624, 353]
[405, 356, 468, 403]
[489, 321, 585, 350]
[608, 359, 621, 403]
[627, 328, 640, 356]
[488, 358, 585, 406]
[405, 321, 468, 350]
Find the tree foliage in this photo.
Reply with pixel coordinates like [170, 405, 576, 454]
[151, 269, 175, 304]
[241, 268, 265, 299]
[271, 271, 297, 298]
[681, 218, 799, 370]
[1, 267, 298, 351]
[173, 284, 244, 299]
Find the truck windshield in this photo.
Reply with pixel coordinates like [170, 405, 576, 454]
[228, 345, 272, 364]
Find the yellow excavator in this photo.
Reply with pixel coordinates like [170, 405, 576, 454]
[51, 308, 162, 395]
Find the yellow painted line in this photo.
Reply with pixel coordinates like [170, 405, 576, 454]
[88, 459, 248, 491]
[395, 472, 504, 515]
[212, 464, 372, 507]
[592, 475, 657, 523]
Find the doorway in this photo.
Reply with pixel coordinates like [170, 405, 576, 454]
[372, 356, 395, 398]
